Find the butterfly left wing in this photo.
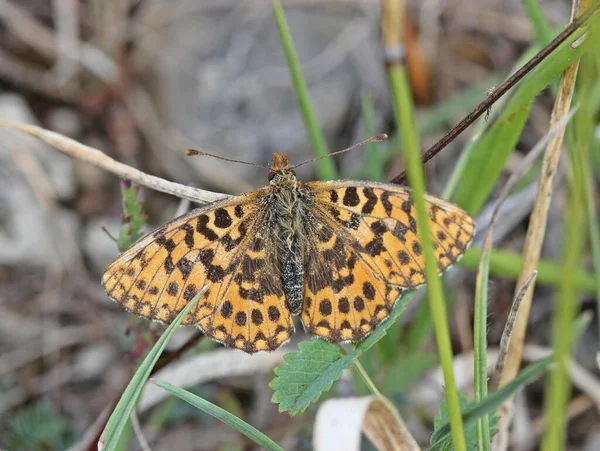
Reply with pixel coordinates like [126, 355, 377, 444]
[299, 180, 475, 342]
[197, 230, 295, 353]
[102, 190, 294, 353]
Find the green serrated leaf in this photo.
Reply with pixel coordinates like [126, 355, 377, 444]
[432, 393, 470, 451]
[270, 293, 413, 415]
[270, 339, 345, 414]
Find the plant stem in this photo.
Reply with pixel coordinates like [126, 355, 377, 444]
[473, 235, 492, 450]
[272, 0, 336, 180]
[388, 62, 467, 451]
[353, 359, 383, 398]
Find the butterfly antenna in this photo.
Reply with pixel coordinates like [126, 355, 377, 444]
[291, 134, 388, 169]
[186, 149, 267, 169]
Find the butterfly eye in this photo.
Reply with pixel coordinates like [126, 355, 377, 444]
[268, 171, 276, 181]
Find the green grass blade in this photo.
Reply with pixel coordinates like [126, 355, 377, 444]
[585, 164, 600, 350]
[442, 47, 538, 200]
[473, 236, 492, 450]
[458, 247, 597, 293]
[430, 355, 553, 450]
[361, 91, 384, 181]
[152, 380, 283, 451]
[389, 61, 466, 450]
[272, 0, 336, 180]
[270, 293, 413, 414]
[452, 12, 599, 215]
[99, 286, 207, 451]
[523, 0, 554, 44]
[576, 50, 600, 358]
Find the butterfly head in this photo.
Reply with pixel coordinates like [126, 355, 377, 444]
[268, 153, 297, 187]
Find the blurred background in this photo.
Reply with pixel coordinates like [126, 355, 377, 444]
[0, 0, 598, 450]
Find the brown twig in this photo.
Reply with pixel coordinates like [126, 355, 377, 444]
[389, 4, 598, 185]
[151, 331, 205, 375]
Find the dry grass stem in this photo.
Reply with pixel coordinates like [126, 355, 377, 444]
[0, 119, 230, 204]
[492, 271, 538, 387]
[496, 0, 587, 437]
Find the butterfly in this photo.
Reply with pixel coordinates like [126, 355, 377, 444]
[102, 150, 475, 353]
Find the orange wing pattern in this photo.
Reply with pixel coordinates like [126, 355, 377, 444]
[197, 231, 294, 353]
[101, 189, 293, 353]
[300, 213, 402, 342]
[300, 180, 475, 341]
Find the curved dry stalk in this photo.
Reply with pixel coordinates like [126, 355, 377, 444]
[495, 2, 588, 444]
[492, 271, 538, 387]
[0, 118, 230, 204]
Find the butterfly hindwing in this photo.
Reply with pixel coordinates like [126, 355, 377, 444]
[197, 232, 294, 353]
[300, 217, 402, 341]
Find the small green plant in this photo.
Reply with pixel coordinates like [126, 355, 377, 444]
[4, 401, 68, 451]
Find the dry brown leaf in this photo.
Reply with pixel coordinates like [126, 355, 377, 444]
[314, 396, 420, 451]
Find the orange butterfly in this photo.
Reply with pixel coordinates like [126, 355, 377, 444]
[102, 150, 475, 353]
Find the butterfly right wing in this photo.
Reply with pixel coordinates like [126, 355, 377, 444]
[102, 189, 293, 352]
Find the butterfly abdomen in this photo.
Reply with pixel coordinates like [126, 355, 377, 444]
[282, 235, 304, 315]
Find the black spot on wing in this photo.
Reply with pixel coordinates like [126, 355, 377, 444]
[164, 256, 175, 274]
[164, 239, 176, 252]
[319, 299, 332, 316]
[234, 205, 244, 218]
[362, 187, 377, 214]
[167, 281, 178, 295]
[196, 215, 218, 240]
[268, 306, 281, 321]
[214, 208, 232, 229]
[177, 257, 193, 280]
[381, 191, 393, 216]
[221, 301, 233, 318]
[343, 187, 360, 207]
[183, 284, 197, 301]
[181, 223, 195, 248]
[235, 311, 247, 326]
